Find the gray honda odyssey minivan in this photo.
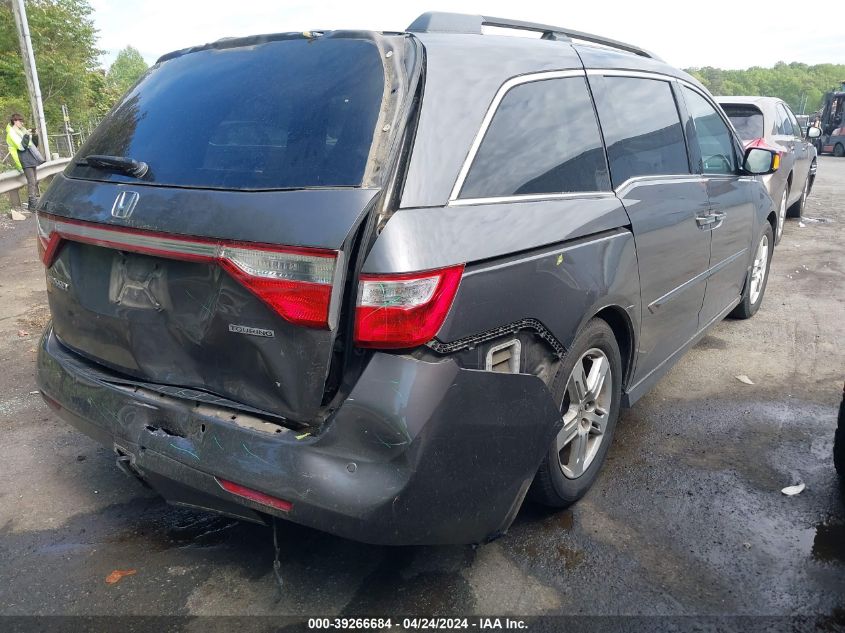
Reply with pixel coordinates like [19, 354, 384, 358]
[35, 12, 780, 545]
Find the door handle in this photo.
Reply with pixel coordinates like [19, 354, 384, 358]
[696, 212, 726, 229]
[711, 212, 726, 224]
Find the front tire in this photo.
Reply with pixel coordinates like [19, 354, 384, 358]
[730, 223, 773, 320]
[529, 318, 622, 507]
[834, 143, 845, 158]
[787, 176, 809, 219]
[775, 186, 788, 245]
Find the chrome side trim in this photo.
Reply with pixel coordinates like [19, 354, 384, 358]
[585, 69, 744, 151]
[647, 248, 748, 314]
[585, 68, 699, 93]
[449, 69, 587, 202]
[586, 69, 677, 81]
[449, 191, 614, 207]
[614, 174, 706, 195]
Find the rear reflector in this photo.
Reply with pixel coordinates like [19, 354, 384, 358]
[35, 212, 337, 329]
[354, 265, 464, 349]
[216, 478, 293, 512]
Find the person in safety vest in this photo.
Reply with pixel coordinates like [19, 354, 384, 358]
[6, 113, 43, 210]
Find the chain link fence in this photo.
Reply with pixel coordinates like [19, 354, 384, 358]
[3, 116, 99, 171]
[47, 132, 89, 159]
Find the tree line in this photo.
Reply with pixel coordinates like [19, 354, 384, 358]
[686, 62, 845, 115]
[1, 1, 842, 144]
[1, 0, 147, 141]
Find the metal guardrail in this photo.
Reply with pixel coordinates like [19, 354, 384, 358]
[2, 158, 70, 212]
[0, 158, 70, 196]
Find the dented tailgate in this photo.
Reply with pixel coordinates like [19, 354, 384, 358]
[38, 182, 378, 424]
[33, 32, 415, 425]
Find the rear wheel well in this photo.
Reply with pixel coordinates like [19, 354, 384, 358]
[593, 307, 634, 390]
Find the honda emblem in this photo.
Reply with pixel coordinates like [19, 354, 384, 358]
[111, 191, 139, 219]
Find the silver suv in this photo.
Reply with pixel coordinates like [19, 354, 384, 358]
[717, 96, 819, 243]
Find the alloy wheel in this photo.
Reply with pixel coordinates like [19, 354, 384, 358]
[749, 233, 769, 305]
[777, 189, 787, 242]
[556, 348, 613, 479]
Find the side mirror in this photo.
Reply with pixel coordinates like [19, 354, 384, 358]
[743, 147, 780, 175]
[807, 126, 821, 139]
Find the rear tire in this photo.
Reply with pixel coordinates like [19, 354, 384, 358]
[529, 318, 622, 507]
[730, 223, 773, 320]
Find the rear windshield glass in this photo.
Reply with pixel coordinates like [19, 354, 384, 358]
[721, 105, 764, 141]
[70, 37, 386, 190]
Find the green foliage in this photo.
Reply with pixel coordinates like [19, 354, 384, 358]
[106, 45, 146, 96]
[1, 0, 105, 135]
[686, 62, 845, 114]
[0, 2, 30, 123]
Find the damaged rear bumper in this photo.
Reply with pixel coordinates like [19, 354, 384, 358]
[37, 326, 562, 545]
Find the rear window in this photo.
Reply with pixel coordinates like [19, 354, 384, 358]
[70, 37, 387, 190]
[459, 77, 610, 199]
[721, 104, 765, 141]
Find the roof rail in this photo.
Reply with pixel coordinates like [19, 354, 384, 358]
[406, 12, 661, 61]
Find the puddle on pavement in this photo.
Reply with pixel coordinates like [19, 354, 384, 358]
[555, 543, 584, 569]
[812, 521, 845, 563]
[538, 507, 574, 531]
[512, 508, 583, 571]
[340, 546, 475, 614]
[511, 501, 575, 531]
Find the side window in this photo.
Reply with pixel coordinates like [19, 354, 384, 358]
[592, 77, 689, 187]
[459, 77, 610, 199]
[776, 104, 794, 135]
[784, 106, 801, 137]
[682, 88, 737, 175]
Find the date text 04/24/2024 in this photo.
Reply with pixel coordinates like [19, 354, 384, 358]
[307, 618, 529, 630]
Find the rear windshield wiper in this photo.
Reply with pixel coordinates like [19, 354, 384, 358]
[78, 155, 149, 178]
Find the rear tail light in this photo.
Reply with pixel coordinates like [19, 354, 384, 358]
[216, 478, 293, 512]
[35, 212, 337, 329]
[36, 213, 60, 266]
[354, 265, 464, 349]
[219, 245, 336, 329]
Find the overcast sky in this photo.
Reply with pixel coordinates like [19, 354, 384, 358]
[90, 0, 842, 71]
